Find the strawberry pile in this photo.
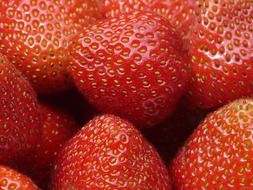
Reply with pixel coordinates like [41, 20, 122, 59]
[0, 0, 252, 189]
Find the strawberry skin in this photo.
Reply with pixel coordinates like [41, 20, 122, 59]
[0, 53, 41, 163]
[102, 0, 197, 40]
[0, 165, 39, 190]
[52, 114, 171, 190]
[34, 102, 79, 168]
[142, 101, 207, 163]
[170, 99, 253, 189]
[0, 0, 103, 94]
[70, 11, 191, 127]
[16, 102, 79, 190]
[187, 0, 253, 108]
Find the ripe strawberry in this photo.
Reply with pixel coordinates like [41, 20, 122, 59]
[16, 102, 79, 190]
[34, 102, 79, 168]
[0, 53, 41, 163]
[52, 114, 171, 190]
[142, 101, 207, 163]
[0, 0, 103, 94]
[187, 0, 253, 108]
[70, 11, 191, 127]
[102, 0, 197, 40]
[0, 165, 39, 190]
[170, 98, 253, 189]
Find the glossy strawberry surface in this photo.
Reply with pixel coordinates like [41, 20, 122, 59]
[102, 0, 197, 40]
[0, 53, 41, 163]
[17, 102, 79, 190]
[187, 0, 253, 108]
[34, 102, 78, 168]
[70, 11, 191, 127]
[0, 165, 39, 190]
[0, 0, 103, 94]
[170, 99, 253, 189]
[52, 114, 171, 190]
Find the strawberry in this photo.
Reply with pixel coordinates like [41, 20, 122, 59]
[52, 114, 171, 190]
[142, 101, 207, 163]
[102, 0, 197, 40]
[0, 0, 103, 94]
[0, 53, 41, 163]
[187, 0, 253, 108]
[0, 165, 39, 190]
[34, 102, 79, 168]
[16, 102, 79, 190]
[170, 98, 253, 189]
[69, 11, 191, 127]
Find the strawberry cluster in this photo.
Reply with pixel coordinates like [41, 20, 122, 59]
[0, 0, 252, 189]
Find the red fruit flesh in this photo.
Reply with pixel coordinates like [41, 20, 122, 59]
[0, 165, 39, 190]
[170, 99, 253, 189]
[187, 0, 253, 108]
[103, 0, 197, 40]
[0, 0, 103, 94]
[52, 114, 171, 190]
[0, 53, 41, 163]
[70, 11, 191, 127]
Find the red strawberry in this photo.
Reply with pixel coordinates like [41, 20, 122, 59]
[142, 101, 207, 163]
[0, 53, 41, 163]
[170, 98, 253, 189]
[34, 102, 79, 168]
[102, 0, 197, 40]
[187, 0, 253, 108]
[52, 114, 171, 190]
[0, 0, 103, 94]
[16, 102, 79, 190]
[0, 165, 39, 190]
[70, 11, 191, 127]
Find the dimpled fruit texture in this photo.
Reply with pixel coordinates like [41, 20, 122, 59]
[0, 53, 41, 163]
[0, 165, 39, 190]
[34, 102, 78, 168]
[0, 0, 103, 94]
[170, 99, 253, 189]
[16, 102, 79, 190]
[70, 11, 191, 127]
[52, 115, 171, 190]
[187, 0, 253, 108]
[103, 0, 197, 40]
[19, 101, 78, 169]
